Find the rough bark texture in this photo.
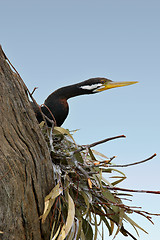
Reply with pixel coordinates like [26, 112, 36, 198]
[0, 46, 54, 240]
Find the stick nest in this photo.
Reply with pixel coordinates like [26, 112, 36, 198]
[40, 123, 158, 240]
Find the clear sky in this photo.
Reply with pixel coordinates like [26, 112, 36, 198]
[1, 0, 160, 239]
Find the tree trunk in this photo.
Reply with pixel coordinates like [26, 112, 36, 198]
[0, 46, 54, 240]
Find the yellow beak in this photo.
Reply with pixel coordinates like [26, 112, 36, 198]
[97, 80, 138, 92]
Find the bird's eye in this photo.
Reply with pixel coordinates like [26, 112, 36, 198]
[100, 79, 105, 84]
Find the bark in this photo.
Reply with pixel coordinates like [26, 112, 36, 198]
[0, 46, 54, 240]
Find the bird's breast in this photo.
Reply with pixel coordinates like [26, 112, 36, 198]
[44, 97, 69, 127]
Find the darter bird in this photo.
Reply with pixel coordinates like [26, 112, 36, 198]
[32, 77, 137, 126]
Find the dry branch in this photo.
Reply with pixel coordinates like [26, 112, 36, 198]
[112, 153, 157, 168]
[74, 135, 126, 154]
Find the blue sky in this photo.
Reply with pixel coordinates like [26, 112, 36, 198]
[1, 0, 160, 239]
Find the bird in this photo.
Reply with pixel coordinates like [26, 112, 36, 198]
[32, 77, 138, 127]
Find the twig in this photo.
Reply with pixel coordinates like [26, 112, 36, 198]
[31, 87, 38, 95]
[40, 104, 57, 126]
[108, 155, 116, 163]
[134, 209, 160, 217]
[96, 156, 117, 166]
[102, 196, 160, 223]
[87, 135, 126, 148]
[112, 153, 157, 168]
[74, 135, 126, 154]
[106, 186, 160, 195]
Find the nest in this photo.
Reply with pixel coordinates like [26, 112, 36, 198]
[40, 123, 158, 240]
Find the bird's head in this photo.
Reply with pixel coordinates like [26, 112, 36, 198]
[78, 77, 138, 94]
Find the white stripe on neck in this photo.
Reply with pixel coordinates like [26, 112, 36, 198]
[80, 83, 102, 90]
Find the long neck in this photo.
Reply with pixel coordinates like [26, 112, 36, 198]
[43, 84, 81, 127]
[49, 83, 88, 100]
[43, 83, 91, 126]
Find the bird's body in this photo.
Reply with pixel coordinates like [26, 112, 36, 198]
[32, 77, 137, 126]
